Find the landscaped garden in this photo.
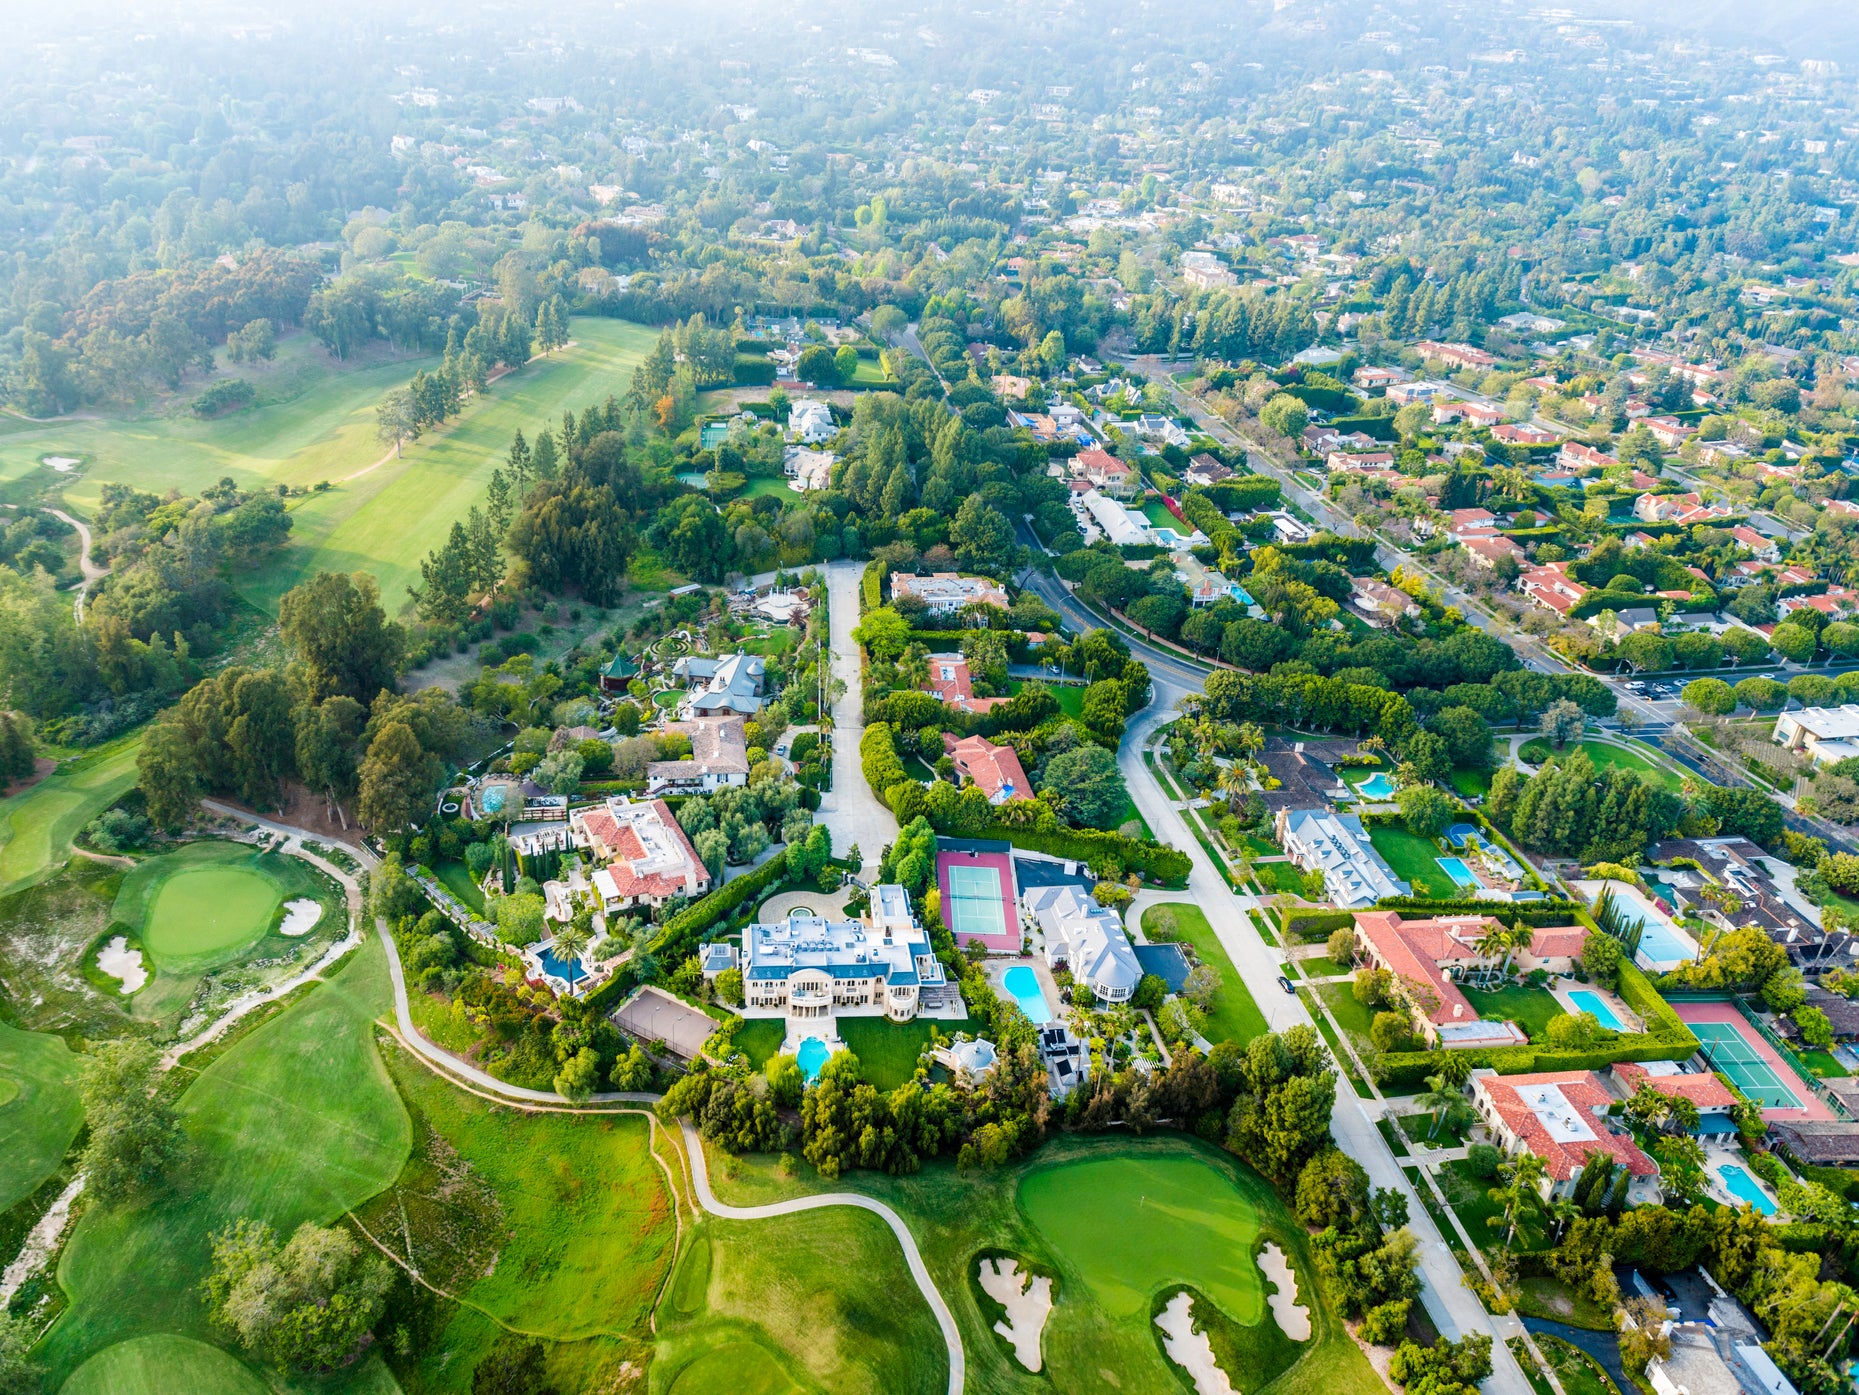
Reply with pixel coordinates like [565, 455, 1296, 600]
[1366, 823, 1460, 899]
[1460, 983, 1567, 1041]
[1143, 902, 1268, 1046]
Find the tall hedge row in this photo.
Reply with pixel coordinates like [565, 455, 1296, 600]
[648, 851, 792, 969]
[861, 722, 911, 808]
[977, 823, 1192, 885]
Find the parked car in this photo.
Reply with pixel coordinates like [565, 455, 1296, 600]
[1278, 974, 1295, 994]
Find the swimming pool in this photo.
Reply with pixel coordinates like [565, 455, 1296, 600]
[1444, 823, 1481, 849]
[1718, 1163, 1776, 1216]
[1566, 990, 1625, 1031]
[1636, 919, 1698, 965]
[1355, 772, 1398, 800]
[1002, 964, 1054, 1024]
[538, 944, 588, 986]
[796, 1036, 831, 1083]
[1437, 856, 1482, 888]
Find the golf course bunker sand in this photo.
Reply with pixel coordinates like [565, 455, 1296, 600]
[977, 1256, 1053, 1371]
[96, 936, 147, 993]
[1257, 1242, 1309, 1339]
[41, 457, 79, 472]
[1155, 1291, 1235, 1395]
[277, 898, 324, 936]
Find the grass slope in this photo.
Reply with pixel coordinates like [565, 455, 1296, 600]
[1142, 903, 1268, 1046]
[0, 1020, 84, 1213]
[39, 938, 411, 1393]
[698, 1132, 1383, 1395]
[0, 738, 140, 895]
[59, 1333, 272, 1395]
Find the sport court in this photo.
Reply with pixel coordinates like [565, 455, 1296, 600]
[1675, 1001, 1833, 1120]
[613, 985, 717, 1061]
[937, 847, 1020, 952]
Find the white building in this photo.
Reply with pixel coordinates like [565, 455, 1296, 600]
[675, 652, 765, 717]
[718, 885, 949, 1052]
[1274, 808, 1409, 908]
[647, 714, 752, 793]
[789, 400, 837, 443]
[888, 571, 1011, 615]
[1773, 705, 1859, 766]
[1078, 488, 1150, 546]
[784, 445, 835, 491]
[1022, 885, 1142, 1002]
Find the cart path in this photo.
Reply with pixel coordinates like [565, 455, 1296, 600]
[678, 1118, 965, 1395]
[46, 508, 107, 621]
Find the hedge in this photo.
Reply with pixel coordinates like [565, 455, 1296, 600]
[1277, 534, 1379, 570]
[649, 850, 792, 968]
[1370, 897, 1585, 925]
[1321, 414, 1397, 442]
[862, 560, 885, 613]
[732, 355, 776, 386]
[1286, 910, 1356, 941]
[977, 823, 1192, 885]
[861, 722, 911, 808]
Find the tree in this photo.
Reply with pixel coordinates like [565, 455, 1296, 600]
[204, 1218, 394, 1372]
[1414, 1072, 1464, 1140]
[554, 1045, 601, 1102]
[1770, 622, 1818, 664]
[278, 571, 405, 703]
[1038, 330, 1067, 375]
[1259, 394, 1310, 439]
[0, 1313, 44, 1395]
[1681, 677, 1738, 716]
[532, 748, 584, 795]
[1397, 783, 1456, 838]
[1039, 743, 1126, 829]
[375, 387, 421, 457]
[1734, 676, 1789, 712]
[472, 1337, 559, 1395]
[552, 921, 591, 994]
[950, 495, 1017, 576]
[1545, 1010, 1601, 1050]
[79, 1039, 186, 1205]
[138, 718, 203, 830]
[357, 720, 435, 831]
[1487, 1151, 1545, 1249]
[1539, 698, 1585, 747]
[1618, 1298, 1673, 1374]
[1796, 1004, 1834, 1049]
[797, 343, 839, 385]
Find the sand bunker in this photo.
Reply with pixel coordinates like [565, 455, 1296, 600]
[97, 935, 148, 993]
[278, 898, 324, 936]
[1258, 1242, 1311, 1339]
[1155, 1291, 1235, 1395]
[977, 1256, 1053, 1372]
[41, 456, 79, 471]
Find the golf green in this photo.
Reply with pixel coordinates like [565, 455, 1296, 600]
[661, 1335, 808, 1395]
[1018, 1154, 1263, 1323]
[59, 1334, 270, 1395]
[142, 864, 282, 963]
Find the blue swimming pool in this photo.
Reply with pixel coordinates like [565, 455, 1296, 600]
[1437, 856, 1482, 888]
[1444, 823, 1480, 849]
[1002, 965, 1054, 1024]
[796, 1036, 831, 1082]
[1567, 990, 1625, 1031]
[538, 945, 588, 986]
[1718, 1163, 1776, 1216]
[1355, 772, 1398, 800]
[1636, 918, 1698, 965]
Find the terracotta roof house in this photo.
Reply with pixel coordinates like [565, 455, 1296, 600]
[944, 733, 1031, 804]
[1448, 507, 1500, 538]
[1611, 1061, 1740, 1134]
[925, 653, 1007, 714]
[1519, 560, 1590, 615]
[1471, 1070, 1661, 1199]
[1351, 576, 1422, 623]
[571, 796, 712, 913]
[1464, 534, 1526, 571]
[1491, 423, 1558, 445]
[1352, 911, 1585, 1047]
[1560, 442, 1617, 471]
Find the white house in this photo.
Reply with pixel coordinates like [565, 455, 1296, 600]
[1022, 885, 1142, 1002]
[1274, 808, 1409, 908]
[789, 400, 837, 443]
[888, 571, 1011, 616]
[1774, 705, 1859, 766]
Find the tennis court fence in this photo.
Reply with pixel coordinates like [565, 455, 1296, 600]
[1742, 1008, 1852, 1120]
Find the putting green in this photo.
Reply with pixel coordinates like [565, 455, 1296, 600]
[1018, 1154, 1263, 1324]
[142, 864, 282, 964]
[59, 1334, 268, 1395]
[662, 1336, 809, 1395]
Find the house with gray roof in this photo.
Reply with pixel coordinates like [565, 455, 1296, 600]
[675, 652, 765, 717]
[1274, 807, 1410, 908]
[1022, 884, 1142, 1003]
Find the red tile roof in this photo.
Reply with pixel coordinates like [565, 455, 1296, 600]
[1613, 1062, 1739, 1110]
[1475, 1070, 1659, 1181]
[947, 734, 1031, 802]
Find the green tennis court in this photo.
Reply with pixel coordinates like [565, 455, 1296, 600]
[1692, 1021, 1801, 1109]
[946, 863, 1006, 938]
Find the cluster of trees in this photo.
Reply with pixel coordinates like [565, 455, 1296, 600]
[1487, 751, 1676, 864]
[203, 1219, 394, 1373]
[676, 777, 813, 877]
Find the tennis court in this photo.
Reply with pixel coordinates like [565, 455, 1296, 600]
[936, 846, 1021, 951]
[1691, 1021, 1801, 1109]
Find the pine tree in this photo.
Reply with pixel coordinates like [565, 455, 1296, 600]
[506, 430, 531, 492]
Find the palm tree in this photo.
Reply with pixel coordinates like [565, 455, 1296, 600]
[1236, 722, 1266, 762]
[1416, 1072, 1461, 1140]
[552, 922, 591, 994]
[1487, 1151, 1546, 1250]
[1500, 920, 1536, 979]
[1474, 924, 1509, 989]
[1549, 1196, 1582, 1242]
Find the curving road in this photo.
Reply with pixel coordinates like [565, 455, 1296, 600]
[679, 1118, 965, 1395]
[47, 507, 107, 622]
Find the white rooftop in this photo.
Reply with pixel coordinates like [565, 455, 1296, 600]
[1790, 705, 1859, 741]
[1515, 1083, 1596, 1143]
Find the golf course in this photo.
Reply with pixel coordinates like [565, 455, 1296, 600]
[0, 739, 141, 896]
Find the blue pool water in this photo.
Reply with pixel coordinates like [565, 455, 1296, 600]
[1002, 965, 1054, 1024]
[1718, 1163, 1776, 1216]
[480, 785, 507, 813]
[1444, 823, 1480, 849]
[537, 945, 587, 985]
[1566, 990, 1625, 1031]
[1355, 772, 1398, 800]
[1635, 918, 1697, 965]
[796, 1036, 830, 1083]
[1437, 856, 1482, 888]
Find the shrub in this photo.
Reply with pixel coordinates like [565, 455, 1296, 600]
[1466, 1143, 1501, 1179]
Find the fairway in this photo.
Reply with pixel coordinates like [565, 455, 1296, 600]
[143, 864, 282, 963]
[0, 1019, 84, 1213]
[657, 1331, 809, 1395]
[0, 737, 140, 895]
[60, 1334, 271, 1395]
[1018, 1154, 1263, 1323]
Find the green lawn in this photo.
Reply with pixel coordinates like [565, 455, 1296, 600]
[1540, 1334, 1622, 1395]
[360, 1038, 675, 1392]
[698, 1132, 1385, 1395]
[1367, 823, 1457, 899]
[1253, 860, 1310, 895]
[1143, 902, 1269, 1046]
[1141, 498, 1179, 530]
[1577, 740, 1684, 793]
[60, 1334, 275, 1395]
[1437, 1157, 1545, 1252]
[1012, 678, 1085, 720]
[0, 736, 141, 895]
[434, 857, 486, 914]
[732, 1017, 787, 1069]
[1799, 1049, 1850, 1079]
[837, 1016, 983, 1092]
[1397, 1111, 1472, 1150]
[1461, 983, 1568, 1041]
[1515, 1274, 1619, 1331]
[1298, 956, 1348, 979]
[112, 840, 341, 977]
[37, 938, 411, 1393]
[1450, 767, 1492, 798]
[0, 1019, 83, 1214]
[1317, 981, 1375, 1040]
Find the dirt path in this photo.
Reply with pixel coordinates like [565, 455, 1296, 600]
[46, 508, 107, 622]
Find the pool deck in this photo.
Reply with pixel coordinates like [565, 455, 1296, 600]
[986, 955, 1063, 1025]
[937, 848, 1021, 953]
[1705, 1145, 1781, 1216]
[1674, 1001, 1835, 1122]
[1552, 982, 1639, 1033]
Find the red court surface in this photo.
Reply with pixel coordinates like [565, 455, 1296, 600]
[1673, 1000, 1835, 1122]
[936, 848, 1020, 952]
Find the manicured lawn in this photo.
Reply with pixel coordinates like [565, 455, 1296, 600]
[1438, 1157, 1546, 1251]
[0, 1019, 83, 1214]
[0, 736, 140, 895]
[60, 1334, 272, 1395]
[112, 841, 337, 975]
[1577, 740, 1684, 793]
[1461, 983, 1567, 1040]
[361, 1036, 675, 1389]
[1012, 677, 1086, 720]
[1141, 498, 1179, 529]
[1253, 860, 1309, 894]
[1318, 980, 1375, 1040]
[837, 1016, 983, 1091]
[698, 1132, 1385, 1395]
[1367, 822, 1457, 899]
[1450, 766, 1492, 798]
[1515, 1274, 1619, 1331]
[1540, 1334, 1623, 1395]
[1299, 956, 1348, 979]
[1142, 902, 1268, 1045]
[733, 1017, 786, 1068]
[37, 939, 411, 1392]
[1799, 1049, 1850, 1079]
[1398, 1110, 1472, 1150]
[434, 857, 486, 914]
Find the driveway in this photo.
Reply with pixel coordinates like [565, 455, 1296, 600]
[816, 558, 897, 877]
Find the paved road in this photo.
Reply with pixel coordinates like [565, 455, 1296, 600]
[1116, 704, 1533, 1394]
[47, 507, 107, 622]
[817, 558, 898, 877]
[679, 1118, 965, 1395]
